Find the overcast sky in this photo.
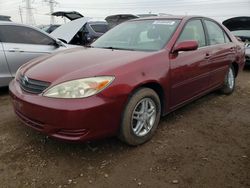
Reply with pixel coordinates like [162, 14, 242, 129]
[0, 0, 250, 25]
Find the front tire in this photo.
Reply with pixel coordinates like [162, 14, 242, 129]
[220, 65, 235, 95]
[119, 88, 161, 146]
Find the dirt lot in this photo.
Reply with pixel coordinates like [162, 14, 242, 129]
[0, 69, 249, 188]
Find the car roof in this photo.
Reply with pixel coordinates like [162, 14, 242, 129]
[132, 15, 206, 21]
[0, 21, 32, 26]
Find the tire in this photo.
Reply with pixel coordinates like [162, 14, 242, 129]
[118, 88, 161, 146]
[220, 65, 235, 95]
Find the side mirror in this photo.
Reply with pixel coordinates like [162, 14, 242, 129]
[173, 40, 198, 53]
[235, 36, 243, 42]
[54, 40, 65, 47]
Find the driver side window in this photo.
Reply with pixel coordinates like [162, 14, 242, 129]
[178, 19, 206, 47]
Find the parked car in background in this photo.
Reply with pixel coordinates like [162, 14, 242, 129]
[39, 24, 61, 33]
[37, 11, 85, 34]
[0, 15, 11, 21]
[223, 16, 250, 66]
[105, 14, 139, 29]
[105, 14, 158, 28]
[10, 16, 245, 146]
[51, 11, 84, 21]
[0, 21, 75, 87]
[50, 17, 108, 46]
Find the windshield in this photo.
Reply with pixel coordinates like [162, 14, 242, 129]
[90, 24, 109, 33]
[92, 19, 180, 51]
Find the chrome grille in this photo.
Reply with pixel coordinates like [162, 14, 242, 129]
[19, 75, 50, 94]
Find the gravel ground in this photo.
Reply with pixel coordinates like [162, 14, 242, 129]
[0, 68, 249, 188]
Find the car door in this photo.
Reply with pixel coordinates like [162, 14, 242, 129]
[170, 19, 211, 108]
[0, 25, 59, 76]
[0, 41, 12, 87]
[203, 19, 236, 87]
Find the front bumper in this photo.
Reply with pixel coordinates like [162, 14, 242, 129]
[9, 80, 127, 142]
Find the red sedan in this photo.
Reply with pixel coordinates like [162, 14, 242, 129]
[9, 16, 245, 145]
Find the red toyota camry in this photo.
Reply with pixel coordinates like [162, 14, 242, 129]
[9, 16, 245, 145]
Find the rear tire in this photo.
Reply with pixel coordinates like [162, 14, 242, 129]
[220, 65, 235, 95]
[118, 88, 161, 146]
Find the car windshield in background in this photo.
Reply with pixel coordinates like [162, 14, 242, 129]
[232, 30, 250, 38]
[90, 24, 109, 33]
[92, 19, 180, 51]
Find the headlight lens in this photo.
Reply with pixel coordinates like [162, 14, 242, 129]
[43, 76, 115, 98]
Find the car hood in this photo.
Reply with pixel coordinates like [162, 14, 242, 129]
[223, 17, 250, 31]
[22, 47, 156, 84]
[50, 17, 90, 43]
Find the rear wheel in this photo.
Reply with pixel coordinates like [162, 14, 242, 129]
[119, 88, 161, 146]
[220, 65, 235, 95]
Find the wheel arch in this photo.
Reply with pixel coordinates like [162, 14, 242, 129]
[130, 82, 166, 116]
[232, 62, 239, 77]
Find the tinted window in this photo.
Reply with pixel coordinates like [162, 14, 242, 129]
[90, 24, 109, 33]
[0, 25, 55, 45]
[205, 20, 226, 45]
[178, 19, 206, 47]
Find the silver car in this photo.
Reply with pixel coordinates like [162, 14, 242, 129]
[0, 21, 71, 87]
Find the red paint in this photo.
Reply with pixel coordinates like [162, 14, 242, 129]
[173, 40, 198, 52]
[9, 16, 245, 142]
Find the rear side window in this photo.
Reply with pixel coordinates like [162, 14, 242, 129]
[0, 25, 55, 45]
[178, 19, 206, 47]
[90, 24, 108, 33]
[204, 20, 227, 45]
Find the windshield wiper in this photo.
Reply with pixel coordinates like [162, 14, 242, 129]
[85, 45, 94, 48]
[99, 46, 135, 51]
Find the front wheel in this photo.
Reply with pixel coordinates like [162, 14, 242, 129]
[118, 88, 161, 146]
[220, 65, 235, 95]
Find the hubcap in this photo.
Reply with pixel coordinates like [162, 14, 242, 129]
[228, 68, 234, 89]
[131, 98, 157, 137]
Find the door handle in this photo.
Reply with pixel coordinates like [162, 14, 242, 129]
[8, 48, 24, 52]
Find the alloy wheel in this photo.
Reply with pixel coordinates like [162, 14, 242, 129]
[131, 98, 157, 137]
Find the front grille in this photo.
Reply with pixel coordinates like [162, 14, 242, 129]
[19, 75, 50, 94]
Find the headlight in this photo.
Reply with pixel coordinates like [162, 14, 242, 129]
[43, 76, 115, 99]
